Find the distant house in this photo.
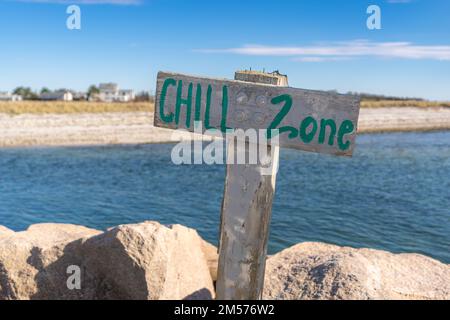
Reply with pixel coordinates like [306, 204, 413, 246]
[0, 91, 23, 101]
[40, 90, 73, 101]
[72, 91, 87, 101]
[97, 83, 135, 102]
[97, 83, 118, 102]
[117, 89, 135, 102]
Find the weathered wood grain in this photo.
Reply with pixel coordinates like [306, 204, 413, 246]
[216, 71, 282, 300]
[216, 142, 279, 300]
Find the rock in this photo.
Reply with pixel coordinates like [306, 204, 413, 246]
[0, 226, 14, 239]
[82, 222, 215, 300]
[201, 239, 218, 282]
[0, 223, 101, 300]
[3, 222, 448, 300]
[0, 222, 215, 300]
[263, 242, 450, 300]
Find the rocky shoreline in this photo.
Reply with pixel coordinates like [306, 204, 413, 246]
[0, 222, 448, 300]
[0, 107, 449, 147]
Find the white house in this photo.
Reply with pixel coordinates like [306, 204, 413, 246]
[72, 91, 87, 101]
[0, 92, 23, 101]
[40, 90, 73, 101]
[98, 83, 118, 102]
[97, 83, 135, 102]
[117, 89, 135, 102]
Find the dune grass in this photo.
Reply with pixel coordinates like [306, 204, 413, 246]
[361, 100, 450, 108]
[0, 101, 154, 114]
[0, 99, 448, 115]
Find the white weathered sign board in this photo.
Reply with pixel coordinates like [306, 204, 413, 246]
[154, 71, 360, 156]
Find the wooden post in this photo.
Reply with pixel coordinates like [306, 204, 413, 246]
[216, 70, 287, 300]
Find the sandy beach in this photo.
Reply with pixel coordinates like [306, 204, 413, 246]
[0, 107, 449, 147]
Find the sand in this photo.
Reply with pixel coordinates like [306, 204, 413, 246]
[357, 107, 450, 133]
[0, 107, 449, 148]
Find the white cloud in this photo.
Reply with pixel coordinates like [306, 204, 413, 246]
[293, 56, 352, 63]
[197, 40, 450, 61]
[13, 0, 141, 4]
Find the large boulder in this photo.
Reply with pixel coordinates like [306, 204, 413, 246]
[201, 239, 218, 282]
[263, 242, 450, 300]
[0, 222, 215, 300]
[0, 223, 101, 300]
[82, 222, 215, 300]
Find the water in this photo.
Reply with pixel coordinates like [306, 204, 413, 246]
[0, 132, 449, 263]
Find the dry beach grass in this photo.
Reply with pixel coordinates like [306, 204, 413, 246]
[0, 101, 154, 114]
[0, 100, 449, 115]
[361, 100, 450, 108]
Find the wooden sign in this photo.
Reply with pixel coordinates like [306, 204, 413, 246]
[154, 71, 361, 156]
[153, 70, 362, 300]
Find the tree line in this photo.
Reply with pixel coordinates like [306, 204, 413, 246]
[11, 85, 154, 102]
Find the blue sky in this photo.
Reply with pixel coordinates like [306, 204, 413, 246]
[0, 0, 449, 100]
